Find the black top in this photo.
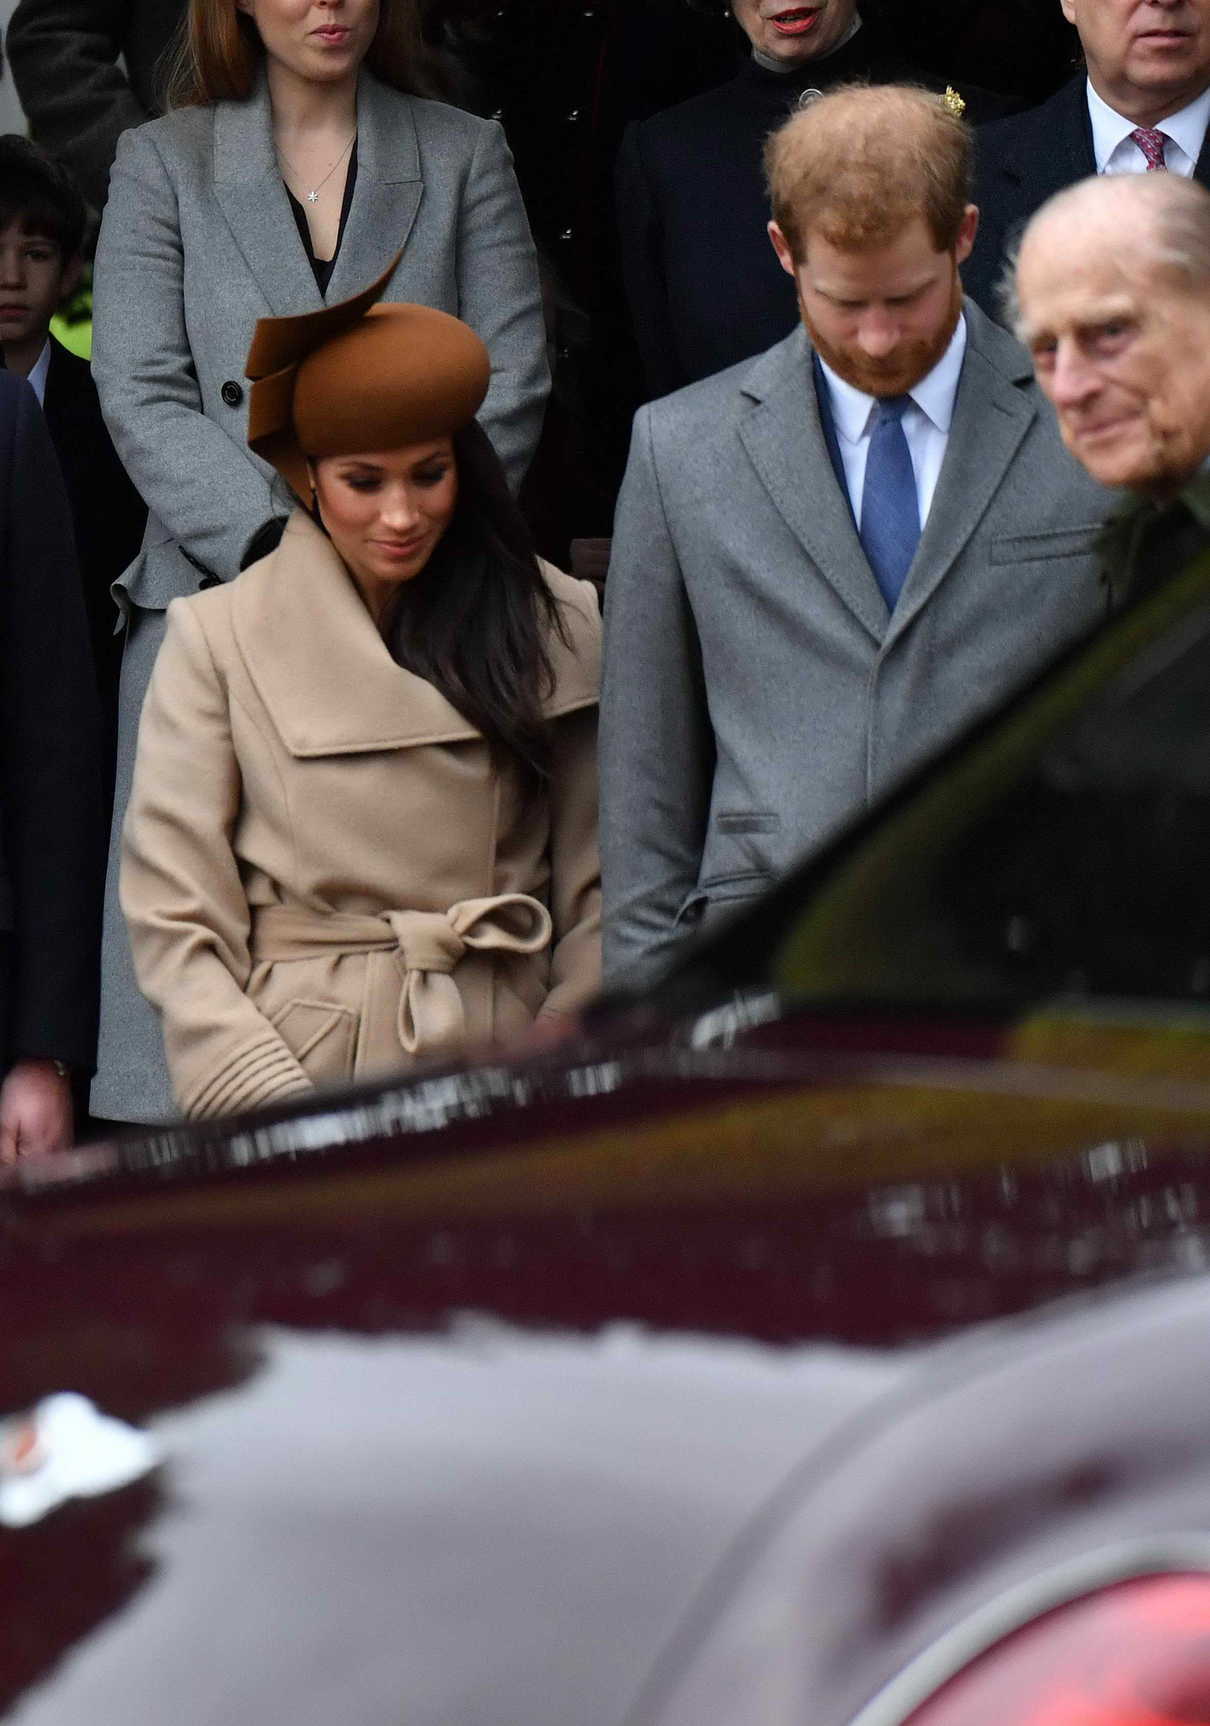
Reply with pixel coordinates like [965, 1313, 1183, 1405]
[285, 141, 359, 297]
[0, 372, 104, 1070]
[616, 32, 1009, 398]
[615, 29, 921, 398]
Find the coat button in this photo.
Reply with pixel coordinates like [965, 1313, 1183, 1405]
[220, 380, 244, 408]
[197, 574, 221, 590]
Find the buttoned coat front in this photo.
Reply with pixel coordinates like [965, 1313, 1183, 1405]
[90, 70, 550, 1118]
[121, 513, 601, 1121]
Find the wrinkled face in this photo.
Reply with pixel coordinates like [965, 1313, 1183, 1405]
[769, 210, 977, 396]
[730, 0, 859, 66]
[235, 0, 378, 83]
[1017, 216, 1210, 493]
[311, 438, 459, 602]
[0, 222, 75, 356]
[1061, 0, 1210, 122]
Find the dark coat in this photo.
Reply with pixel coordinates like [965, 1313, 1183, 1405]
[0, 373, 103, 1071]
[965, 73, 1210, 316]
[41, 336, 147, 763]
[6, 0, 181, 209]
[613, 28, 1003, 399]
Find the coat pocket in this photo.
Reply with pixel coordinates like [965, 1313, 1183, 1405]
[715, 812, 781, 835]
[676, 870, 774, 933]
[989, 526, 1103, 566]
[271, 998, 358, 1088]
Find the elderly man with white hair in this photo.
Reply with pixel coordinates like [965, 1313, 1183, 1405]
[1013, 171, 1210, 600]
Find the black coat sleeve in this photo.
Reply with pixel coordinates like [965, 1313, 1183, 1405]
[6, 0, 150, 209]
[0, 378, 103, 1070]
[615, 121, 685, 402]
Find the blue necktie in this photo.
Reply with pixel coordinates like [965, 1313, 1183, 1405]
[859, 396, 920, 610]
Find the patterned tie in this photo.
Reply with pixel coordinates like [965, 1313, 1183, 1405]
[859, 396, 920, 610]
[1130, 126, 1170, 171]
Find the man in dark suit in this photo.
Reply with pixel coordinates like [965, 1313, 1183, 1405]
[602, 86, 1114, 988]
[0, 137, 147, 781]
[965, 0, 1210, 315]
[0, 372, 103, 1155]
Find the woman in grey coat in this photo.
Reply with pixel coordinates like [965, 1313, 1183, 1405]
[90, 0, 549, 1122]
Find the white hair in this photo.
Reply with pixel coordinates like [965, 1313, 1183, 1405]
[1004, 172, 1210, 335]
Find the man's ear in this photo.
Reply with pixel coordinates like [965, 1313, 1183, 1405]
[768, 220, 799, 280]
[953, 203, 980, 269]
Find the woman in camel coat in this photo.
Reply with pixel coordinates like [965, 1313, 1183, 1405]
[121, 283, 599, 1119]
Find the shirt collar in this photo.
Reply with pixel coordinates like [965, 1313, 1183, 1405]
[817, 313, 968, 446]
[1086, 76, 1210, 171]
[26, 339, 52, 407]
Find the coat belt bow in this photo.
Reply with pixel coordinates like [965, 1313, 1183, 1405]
[251, 895, 553, 1056]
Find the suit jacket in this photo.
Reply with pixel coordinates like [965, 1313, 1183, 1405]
[0, 374, 103, 1070]
[1098, 469, 1210, 609]
[121, 511, 600, 1118]
[6, 0, 181, 210]
[600, 301, 1115, 987]
[41, 337, 146, 737]
[965, 73, 1210, 315]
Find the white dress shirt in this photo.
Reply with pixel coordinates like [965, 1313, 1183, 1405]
[26, 339, 52, 407]
[816, 314, 967, 532]
[1087, 78, 1210, 176]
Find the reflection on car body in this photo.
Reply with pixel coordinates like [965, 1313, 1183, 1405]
[4, 554, 1210, 1721]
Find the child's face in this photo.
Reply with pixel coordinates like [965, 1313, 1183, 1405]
[0, 222, 79, 356]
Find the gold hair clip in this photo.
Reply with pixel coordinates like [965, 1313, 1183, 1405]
[942, 86, 967, 119]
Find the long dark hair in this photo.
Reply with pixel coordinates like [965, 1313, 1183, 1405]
[388, 422, 569, 784]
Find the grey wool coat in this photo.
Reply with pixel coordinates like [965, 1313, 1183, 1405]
[90, 70, 550, 1121]
[601, 300, 1116, 988]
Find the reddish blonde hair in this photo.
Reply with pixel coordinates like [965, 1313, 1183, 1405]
[765, 83, 972, 260]
[164, 0, 436, 106]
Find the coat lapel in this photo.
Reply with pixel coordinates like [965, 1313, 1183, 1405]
[233, 511, 481, 755]
[884, 302, 1035, 648]
[324, 74, 424, 304]
[232, 516, 598, 755]
[213, 76, 323, 317]
[737, 330, 888, 644]
[1009, 76, 1097, 198]
[1195, 115, 1210, 185]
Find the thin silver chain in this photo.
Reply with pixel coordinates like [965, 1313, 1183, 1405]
[276, 131, 356, 204]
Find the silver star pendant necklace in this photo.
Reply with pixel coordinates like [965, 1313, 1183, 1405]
[277, 131, 355, 204]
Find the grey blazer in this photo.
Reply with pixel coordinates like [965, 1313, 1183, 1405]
[601, 301, 1115, 988]
[92, 70, 548, 612]
[90, 72, 549, 1122]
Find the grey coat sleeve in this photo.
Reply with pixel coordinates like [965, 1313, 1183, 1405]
[456, 121, 549, 493]
[6, 0, 148, 210]
[91, 125, 275, 582]
[600, 405, 713, 988]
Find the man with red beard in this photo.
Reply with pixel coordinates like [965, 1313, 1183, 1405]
[616, 0, 922, 398]
[601, 84, 1115, 988]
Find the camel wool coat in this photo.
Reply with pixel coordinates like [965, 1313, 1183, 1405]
[121, 511, 602, 1119]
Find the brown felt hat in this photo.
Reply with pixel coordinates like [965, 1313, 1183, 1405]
[244, 256, 491, 503]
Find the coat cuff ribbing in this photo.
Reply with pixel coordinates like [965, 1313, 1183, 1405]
[182, 1030, 314, 1120]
